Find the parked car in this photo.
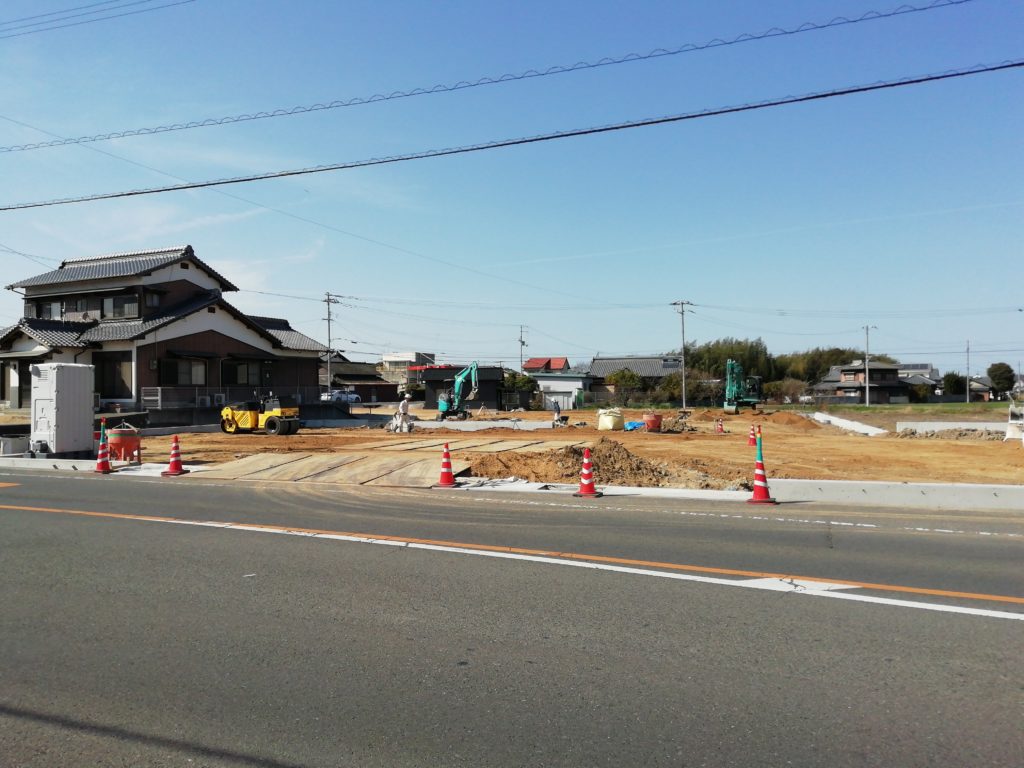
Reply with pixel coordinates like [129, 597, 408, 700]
[320, 390, 361, 403]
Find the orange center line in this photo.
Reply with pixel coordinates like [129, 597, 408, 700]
[2, 503, 1022, 606]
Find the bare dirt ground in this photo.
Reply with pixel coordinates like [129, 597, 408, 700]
[2, 405, 1017, 488]
[107, 405, 1021, 490]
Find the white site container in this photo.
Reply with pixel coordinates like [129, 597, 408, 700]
[30, 363, 95, 455]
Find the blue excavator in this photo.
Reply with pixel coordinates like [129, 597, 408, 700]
[723, 359, 764, 414]
[436, 362, 479, 421]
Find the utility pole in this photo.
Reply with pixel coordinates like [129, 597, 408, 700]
[518, 325, 528, 371]
[323, 292, 341, 391]
[863, 325, 877, 406]
[671, 301, 693, 409]
[966, 340, 970, 404]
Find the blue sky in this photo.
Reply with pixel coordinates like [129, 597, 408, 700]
[1, 0, 1021, 377]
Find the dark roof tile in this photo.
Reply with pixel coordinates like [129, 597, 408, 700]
[6, 245, 238, 291]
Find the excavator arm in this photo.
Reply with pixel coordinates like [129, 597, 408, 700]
[451, 362, 479, 410]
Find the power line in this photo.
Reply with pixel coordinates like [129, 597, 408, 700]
[0, 0, 134, 26]
[1, 0, 165, 32]
[0, 0, 195, 40]
[5, 59, 1020, 212]
[0, 115, 592, 302]
[0, 241, 59, 268]
[0, 0, 975, 153]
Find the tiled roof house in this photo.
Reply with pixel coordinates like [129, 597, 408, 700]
[1, 245, 325, 410]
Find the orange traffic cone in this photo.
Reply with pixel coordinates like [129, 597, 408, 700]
[435, 443, 457, 488]
[161, 435, 190, 477]
[748, 425, 757, 446]
[94, 435, 112, 474]
[573, 447, 603, 498]
[747, 430, 777, 505]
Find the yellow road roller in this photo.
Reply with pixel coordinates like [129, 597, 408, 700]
[220, 394, 301, 435]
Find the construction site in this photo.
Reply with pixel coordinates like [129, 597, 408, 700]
[21, 402, 1009, 492]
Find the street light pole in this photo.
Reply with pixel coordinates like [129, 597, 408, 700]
[672, 301, 692, 409]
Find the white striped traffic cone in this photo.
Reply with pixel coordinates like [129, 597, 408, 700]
[573, 447, 603, 498]
[435, 443, 456, 488]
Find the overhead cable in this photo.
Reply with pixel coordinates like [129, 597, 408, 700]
[0, 0, 976, 152]
[0, 0, 195, 40]
[4, 59, 1020, 212]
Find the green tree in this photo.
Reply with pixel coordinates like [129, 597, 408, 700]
[908, 383, 932, 403]
[942, 371, 966, 395]
[987, 362, 1015, 396]
[605, 368, 645, 405]
[503, 371, 537, 392]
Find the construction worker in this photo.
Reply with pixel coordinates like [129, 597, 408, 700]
[551, 400, 562, 427]
[397, 392, 412, 432]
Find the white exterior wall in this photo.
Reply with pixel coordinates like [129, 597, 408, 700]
[141, 262, 222, 291]
[536, 377, 589, 410]
[138, 308, 274, 351]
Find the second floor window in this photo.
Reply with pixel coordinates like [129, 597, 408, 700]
[39, 301, 62, 319]
[102, 296, 139, 319]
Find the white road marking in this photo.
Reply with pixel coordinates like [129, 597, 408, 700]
[464, 496, 1024, 539]
[118, 514, 1024, 622]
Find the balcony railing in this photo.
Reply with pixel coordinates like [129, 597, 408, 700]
[139, 386, 325, 410]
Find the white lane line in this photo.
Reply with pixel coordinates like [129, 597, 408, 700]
[465, 496, 1024, 539]
[740, 578, 858, 592]
[124, 514, 1024, 622]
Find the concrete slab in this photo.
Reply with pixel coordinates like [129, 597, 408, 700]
[365, 458, 471, 488]
[413, 420, 553, 432]
[463, 440, 545, 453]
[439, 438, 507, 451]
[196, 453, 311, 480]
[349, 438, 441, 450]
[238, 454, 364, 481]
[288, 454, 369, 480]
[296, 454, 424, 485]
[511, 440, 591, 453]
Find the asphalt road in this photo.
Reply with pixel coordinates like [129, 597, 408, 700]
[1, 470, 1022, 767]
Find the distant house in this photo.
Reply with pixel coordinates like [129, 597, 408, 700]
[412, 364, 506, 410]
[809, 360, 908, 404]
[531, 367, 595, 410]
[969, 376, 993, 402]
[380, 352, 436, 389]
[898, 363, 939, 380]
[523, 357, 570, 374]
[327, 361, 399, 403]
[0, 246, 325, 412]
[587, 355, 681, 402]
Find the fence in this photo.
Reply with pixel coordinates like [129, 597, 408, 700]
[139, 386, 324, 410]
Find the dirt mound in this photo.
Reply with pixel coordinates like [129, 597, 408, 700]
[467, 437, 679, 487]
[761, 411, 820, 430]
[690, 409, 720, 422]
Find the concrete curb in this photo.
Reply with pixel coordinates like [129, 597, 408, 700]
[1, 457, 1021, 512]
[895, 421, 1006, 433]
[770, 478, 1024, 511]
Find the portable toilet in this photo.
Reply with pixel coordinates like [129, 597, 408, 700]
[30, 363, 95, 456]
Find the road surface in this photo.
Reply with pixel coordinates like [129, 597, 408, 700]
[1, 470, 1021, 767]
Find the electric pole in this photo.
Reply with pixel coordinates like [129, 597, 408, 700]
[324, 292, 341, 391]
[518, 326, 528, 371]
[863, 325, 877, 406]
[671, 301, 693, 409]
[966, 340, 970, 404]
